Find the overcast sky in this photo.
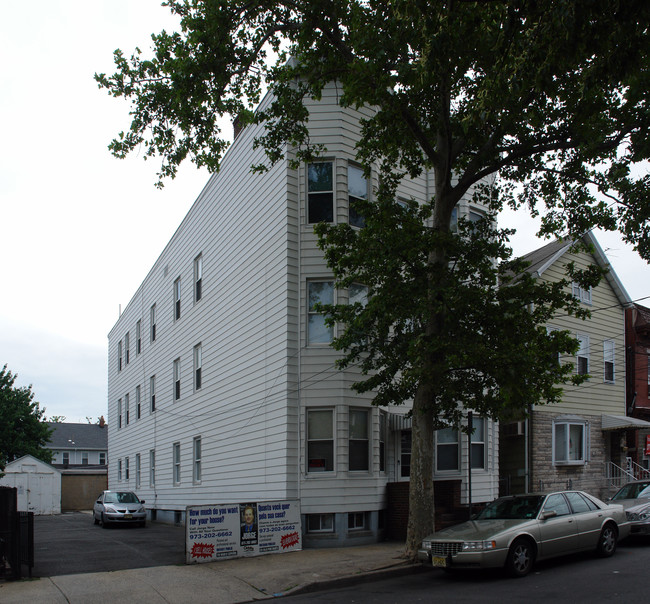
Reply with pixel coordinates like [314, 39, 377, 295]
[1, 1, 649, 423]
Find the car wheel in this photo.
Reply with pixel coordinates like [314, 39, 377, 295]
[94, 514, 99, 525]
[505, 538, 535, 577]
[596, 523, 618, 557]
[101, 513, 110, 528]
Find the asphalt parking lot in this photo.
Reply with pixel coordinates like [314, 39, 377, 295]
[32, 512, 185, 577]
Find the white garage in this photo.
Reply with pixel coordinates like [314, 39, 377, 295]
[0, 455, 61, 514]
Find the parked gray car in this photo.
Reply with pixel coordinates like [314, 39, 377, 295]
[418, 491, 629, 577]
[609, 479, 650, 536]
[93, 491, 147, 527]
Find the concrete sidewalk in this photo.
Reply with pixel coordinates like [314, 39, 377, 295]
[0, 541, 419, 603]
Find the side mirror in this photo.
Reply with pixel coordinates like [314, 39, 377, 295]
[140, 500, 145, 504]
[541, 510, 557, 520]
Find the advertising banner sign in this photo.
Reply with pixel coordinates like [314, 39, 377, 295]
[186, 500, 302, 563]
[645, 435, 650, 457]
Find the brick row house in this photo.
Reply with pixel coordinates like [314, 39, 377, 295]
[106, 82, 501, 546]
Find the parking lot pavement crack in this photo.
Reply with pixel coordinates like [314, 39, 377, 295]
[50, 578, 72, 603]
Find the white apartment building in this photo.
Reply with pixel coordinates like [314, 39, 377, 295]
[107, 83, 500, 546]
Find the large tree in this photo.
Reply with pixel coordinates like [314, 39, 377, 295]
[0, 365, 52, 474]
[96, 1, 650, 555]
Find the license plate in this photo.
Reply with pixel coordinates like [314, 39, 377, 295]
[124, 514, 132, 519]
[432, 556, 447, 568]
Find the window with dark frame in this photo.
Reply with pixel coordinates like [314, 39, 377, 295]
[150, 304, 157, 342]
[470, 418, 486, 469]
[193, 436, 201, 483]
[173, 442, 181, 485]
[150, 449, 156, 487]
[307, 409, 334, 472]
[194, 254, 203, 303]
[118, 340, 122, 371]
[125, 332, 130, 365]
[604, 339, 615, 382]
[577, 333, 589, 375]
[136, 385, 141, 420]
[174, 278, 181, 321]
[436, 427, 459, 472]
[400, 431, 411, 478]
[118, 398, 122, 429]
[173, 358, 181, 401]
[194, 344, 202, 391]
[150, 375, 156, 412]
[125, 393, 130, 425]
[349, 409, 369, 471]
[308, 162, 334, 223]
[136, 320, 142, 355]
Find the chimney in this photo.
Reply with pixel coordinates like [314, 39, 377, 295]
[99, 416, 106, 428]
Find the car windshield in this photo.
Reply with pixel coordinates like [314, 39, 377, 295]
[104, 492, 139, 504]
[611, 482, 650, 500]
[475, 496, 544, 520]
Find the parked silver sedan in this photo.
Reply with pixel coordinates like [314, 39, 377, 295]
[609, 479, 650, 536]
[93, 491, 147, 528]
[418, 491, 629, 577]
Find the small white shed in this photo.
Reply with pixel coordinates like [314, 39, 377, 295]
[0, 455, 61, 514]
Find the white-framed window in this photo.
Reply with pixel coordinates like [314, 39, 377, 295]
[135, 453, 141, 488]
[436, 426, 459, 472]
[400, 431, 411, 478]
[307, 409, 334, 472]
[63, 451, 69, 465]
[150, 304, 157, 343]
[193, 436, 202, 483]
[572, 282, 592, 305]
[308, 161, 334, 223]
[118, 458, 122, 481]
[136, 385, 141, 420]
[173, 442, 181, 485]
[194, 254, 203, 303]
[149, 449, 156, 487]
[553, 417, 589, 465]
[173, 358, 181, 401]
[468, 208, 486, 225]
[118, 340, 123, 371]
[546, 325, 561, 364]
[348, 512, 368, 531]
[99, 452, 106, 465]
[603, 340, 615, 383]
[136, 320, 142, 355]
[306, 513, 334, 533]
[349, 283, 368, 307]
[82, 451, 88, 465]
[117, 398, 122, 429]
[125, 456, 130, 480]
[348, 164, 367, 228]
[470, 418, 486, 469]
[379, 412, 387, 473]
[307, 281, 334, 344]
[194, 344, 202, 391]
[576, 333, 590, 376]
[349, 408, 369, 471]
[174, 277, 181, 321]
[125, 393, 130, 425]
[125, 332, 130, 365]
[150, 375, 156, 412]
[450, 206, 458, 232]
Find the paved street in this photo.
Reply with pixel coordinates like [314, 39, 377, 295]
[284, 537, 650, 603]
[32, 512, 185, 577]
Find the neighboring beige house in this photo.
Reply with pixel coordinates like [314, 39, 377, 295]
[500, 231, 649, 499]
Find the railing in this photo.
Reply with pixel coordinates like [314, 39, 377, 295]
[605, 458, 650, 490]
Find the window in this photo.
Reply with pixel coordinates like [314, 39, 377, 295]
[349, 409, 369, 471]
[82, 451, 88, 465]
[135, 454, 141, 488]
[173, 358, 181, 401]
[118, 459, 122, 481]
[150, 375, 156, 412]
[125, 457, 130, 480]
[565, 491, 598, 513]
[349, 283, 368, 307]
[553, 418, 588, 464]
[193, 436, 202, 483]
[604, 340, 615, 383]
[547, 325, 561, 364]
[348, 512, 368, 531]
[194, 344, 202, 391]
[125, 332, 130, 365]
[150, 304, 157, 342]
[572, 282, 592, 305]
[307, 409, 334, 472]
[379, 412, 386, 472]
[450, 206, 458, 232]
[468, 209, 485, 224]
[117, 398, 122, 429]
[400, 431, 411, 478]
[194, 254, 203, 303]
[308, 281, 334, 344]
[136, 385, 141, 420]
[136, 320, 142, 355]
[63, 452, 69, 465]
[99, 452, 106, 465]
[542, 493, 571, 517]
[470, 418, 486, 469]
[348, 164, 367, 228]
[576, 333, 590, 375]
[436, 427, 459, 472]
[648, 349, 650, 386]
[308, 162, 334, 223]
[307, 514, 334, 533]
[173, 443, 181, 485]
[125, 393, 130, 425]
[149, 450, 156, 487]
[118, 340, 123, 371]
[174, 278, 181, 321]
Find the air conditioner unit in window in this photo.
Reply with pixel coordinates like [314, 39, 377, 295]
[503, 421, 526, 437]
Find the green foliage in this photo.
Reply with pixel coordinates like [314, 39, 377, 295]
[0, 365, 53, 473]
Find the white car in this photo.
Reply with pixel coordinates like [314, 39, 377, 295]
[93, 490, 147, 528]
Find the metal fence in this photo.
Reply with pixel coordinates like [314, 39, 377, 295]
[0, 487, 34, 580]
